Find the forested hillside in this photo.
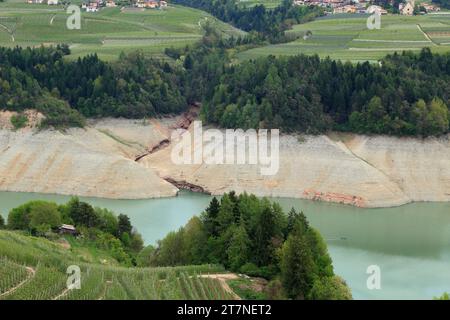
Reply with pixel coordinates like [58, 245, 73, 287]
[171, 0, 323, 41]
[0, 28, 448, 136]
[0, 45, 186, 127]
[141, 192, 352, 300]
[200, 48, 450, 136]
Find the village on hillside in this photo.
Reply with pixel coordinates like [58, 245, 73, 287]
[24, 0, 441, 15]
[293, 0, 441, 14]
[26, 0, 169, 11]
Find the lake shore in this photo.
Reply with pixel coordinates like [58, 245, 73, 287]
[0, 112, 449, 208]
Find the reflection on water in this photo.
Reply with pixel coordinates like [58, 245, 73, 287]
[0, 190, 449, 299]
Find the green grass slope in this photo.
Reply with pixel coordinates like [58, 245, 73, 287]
[0, 230, 234, 300]
[237, 13, 450, 62]
[0, 2, 246, 60]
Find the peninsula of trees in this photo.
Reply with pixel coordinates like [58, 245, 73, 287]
[139, 192, 352, 300]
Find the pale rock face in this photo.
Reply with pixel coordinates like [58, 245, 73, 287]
[344, 135, 450, 203]
[0, 111, 449, 207]
[0, 116, 179, 199]
[141, 129, 414, 207]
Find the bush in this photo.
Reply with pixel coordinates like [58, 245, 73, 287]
[136, 245, 157, 267]
[308, 276, 353, 300]
[0, 215, 4, 229]
[434, 292, 450, 300]
[240, 263, 261, 277]
[37, 95, 85, 129]
[257, 265, 279, 279]
[7, 201, 61, 234]
[29, 202, 61, 234]
[10, 113, 28, 130]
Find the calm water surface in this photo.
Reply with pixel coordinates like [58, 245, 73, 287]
[0, 190, 449, 300]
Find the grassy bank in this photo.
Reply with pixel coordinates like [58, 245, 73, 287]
[237, 14, 450, 62]
[0, 2, 245, 61]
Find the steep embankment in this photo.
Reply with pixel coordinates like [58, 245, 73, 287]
[0, 111, 449, 207]
[140, 126, 450, 208]
[0, 111, 179, 199]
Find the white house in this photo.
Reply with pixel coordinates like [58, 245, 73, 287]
[47, 0, 58, 5]
[401, 1, 415, 15]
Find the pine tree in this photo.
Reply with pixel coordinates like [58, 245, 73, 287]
[253, 205, 278, 266]
[226, 223, 250, 271]
[217, 194, 235, 234]
[201, 197, 220, 237]
[280, 222, 315, 299]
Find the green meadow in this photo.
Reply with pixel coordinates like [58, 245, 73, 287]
[237, 13, 450, 63]
[0, 1, 245, 60]
[238, 0, 282, 8]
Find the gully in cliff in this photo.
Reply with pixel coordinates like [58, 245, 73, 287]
[170, 121, 280, 176]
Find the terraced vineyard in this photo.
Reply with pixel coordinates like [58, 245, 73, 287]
[237, 13, 450, 62]
[0, 231, 236, 300]
[0, 1, 245, 60]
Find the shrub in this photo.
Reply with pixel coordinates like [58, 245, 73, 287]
[37, 95, 85, 129]
[308, 276, 353, 300]
[10, 113, 28, 129]
[136, 245, 157, 267]
[7, 201, 61, 234]
[240, 263, 261, 277]
[434, 292, 450, 300]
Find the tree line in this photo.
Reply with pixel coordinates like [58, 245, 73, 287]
[170, 31, 449, 136]
[0, 45, 187, 127]
[197, 46, 449, 136]
[5, 198, 144, 266]
[138, 192, 352, 300]
[171, 0, 323, 42]
[0, 34, 448, 136]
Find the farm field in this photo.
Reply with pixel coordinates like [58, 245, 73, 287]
[0, 230, 237, 300]
[237, 13, 450, 62]
[0, 1, 245, 60]
[238, 0, 282, 8]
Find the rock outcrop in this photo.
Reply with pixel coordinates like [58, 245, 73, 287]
[141, 131, 410, 207]
[0, 114, 179, 199]
[1, 110, 449, 207]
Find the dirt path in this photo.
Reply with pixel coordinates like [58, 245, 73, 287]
[199, 273, 241, 300]
[98, 280, 113, 300]
[53, 287, 70, 300]
[417, 24, 436, 46]
[353, 39, 430, 43]
[0, 266, 35, 298]
[0, 23, 14, 42]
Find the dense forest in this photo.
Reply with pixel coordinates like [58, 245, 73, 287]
[138, 192, 352, 300]
[5, 198, 144, 266]
[199, 47, 450, 136]
[0, 28, 449, 136]
[169, 30, 449, 136]
[171, 0, 323, 41]
[0, 45, 186, 127]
